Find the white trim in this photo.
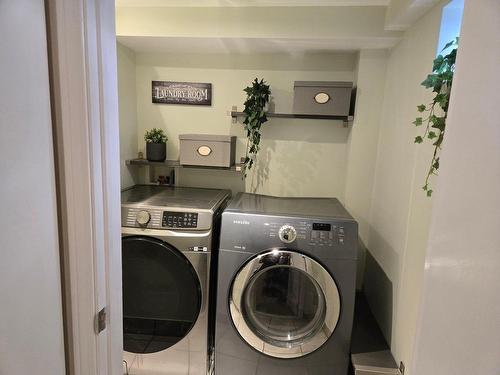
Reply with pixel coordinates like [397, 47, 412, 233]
[116, 0, 390, 7]
[46, 0, 122, 374]
[385, 0, 441, 31]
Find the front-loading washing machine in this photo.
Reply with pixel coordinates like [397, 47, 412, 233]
[121, 185, 230, 375]
[215, 193, 358, 375]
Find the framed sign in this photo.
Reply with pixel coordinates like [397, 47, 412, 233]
[152, 81, 212, 106]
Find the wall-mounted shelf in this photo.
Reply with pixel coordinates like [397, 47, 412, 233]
[230, 111, 353, 123]
[126, 158, 243, 172]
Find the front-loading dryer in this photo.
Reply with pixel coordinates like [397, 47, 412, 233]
[215, 193, 358, 375]
[121, 185, 230, 375]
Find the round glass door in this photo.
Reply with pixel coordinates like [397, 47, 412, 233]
[229, 249, 340, 358]
[122, 236, 201, 354]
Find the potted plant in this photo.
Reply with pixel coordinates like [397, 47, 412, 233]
[144, 128, 168, 162]
[242, 78, 271, 176]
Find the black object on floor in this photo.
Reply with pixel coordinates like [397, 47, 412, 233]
[351, 291, 390, 354]
[349, 292, 399, 375]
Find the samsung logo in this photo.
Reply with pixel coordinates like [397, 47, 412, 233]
[233, 220, 250, 225]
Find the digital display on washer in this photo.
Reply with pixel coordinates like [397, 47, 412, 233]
[312, 223, 331, 231]
[162, 211, 198, 228]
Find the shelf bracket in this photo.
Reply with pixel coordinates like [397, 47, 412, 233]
[231, 105, 238, 124]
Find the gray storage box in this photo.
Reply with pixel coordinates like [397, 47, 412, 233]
[293, 81, 353, 116]
[179, 134, 236, 168]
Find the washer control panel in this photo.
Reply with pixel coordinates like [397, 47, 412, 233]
[122, 207, 213, 230]
[136, 210, 151, 226]
[162, 211, 198, 228]
[278, 225, 297, 243]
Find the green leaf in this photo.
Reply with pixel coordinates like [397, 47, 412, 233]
[433, 158, 440, 169]
[434, 93, 447, 105]
[242, 78, 271, 178]
[144, 128, 167, 143]
[442, 40, 455, 52]
[421, 74, 437, 89]
[433, 132, 444, 147]
[415, 39, 457, 195]
[413, 117, 423, 126]
[433, 55, 444, 72]
[431, 116, 445, 131]
[440, 70, 454, 82]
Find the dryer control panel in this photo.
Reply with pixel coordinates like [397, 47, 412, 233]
[263, 221, 345, 247]
[311, 223, 346, 245]
[220, 212, 357, 259]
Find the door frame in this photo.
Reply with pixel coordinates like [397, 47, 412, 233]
[45, 0, 122, 374]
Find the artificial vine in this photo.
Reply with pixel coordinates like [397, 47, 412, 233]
[242, 78, 271, 176]
[414, 37, 458, 196]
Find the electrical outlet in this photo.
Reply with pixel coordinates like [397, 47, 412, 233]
[399, 361, 405, 374]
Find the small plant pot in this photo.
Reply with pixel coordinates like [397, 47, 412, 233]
[146, 142, 166, 162]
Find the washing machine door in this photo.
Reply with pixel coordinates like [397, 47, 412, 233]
[122, 236, 202, 354]
[229, 249, 340, 359]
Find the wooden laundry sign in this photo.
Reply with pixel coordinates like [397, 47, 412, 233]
[152, 81, 212, 105]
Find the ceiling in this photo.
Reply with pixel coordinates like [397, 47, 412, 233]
[117, 36, 399, 54]
[116, 0, 440, 54]
[116, 0, 390, 7]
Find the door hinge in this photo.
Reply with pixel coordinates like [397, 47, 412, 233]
[95, 307, 107, 334]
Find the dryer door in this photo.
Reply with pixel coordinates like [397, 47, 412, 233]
[122, 236, 202, 354]
[229, 249, 340, 358]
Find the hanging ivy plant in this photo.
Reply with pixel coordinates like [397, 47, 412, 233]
[242, 78, 271, 177]
[414, 37, 459, 197]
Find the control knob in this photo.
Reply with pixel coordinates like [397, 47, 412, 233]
[279, 225, 297, 243]
[136, 210, 151, 226]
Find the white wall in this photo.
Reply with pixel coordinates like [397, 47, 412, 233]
[345, 50, 388, 244]
[363, 2, 447, 371]
[344, 50, 389, 289]
[0, 1, 66, 374]
[131, 52, 355, 197]
[117, 43, 139, 189]
[412, 1, 500, 373]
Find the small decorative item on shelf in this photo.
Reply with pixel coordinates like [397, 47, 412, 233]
[242, 78, 271, 176]
[137, 151, 144, 159]
[144, 128, 168, 162]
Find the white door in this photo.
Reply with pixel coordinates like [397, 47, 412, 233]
[45, 0, 123, 374]
[0, 1, 65, 374]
